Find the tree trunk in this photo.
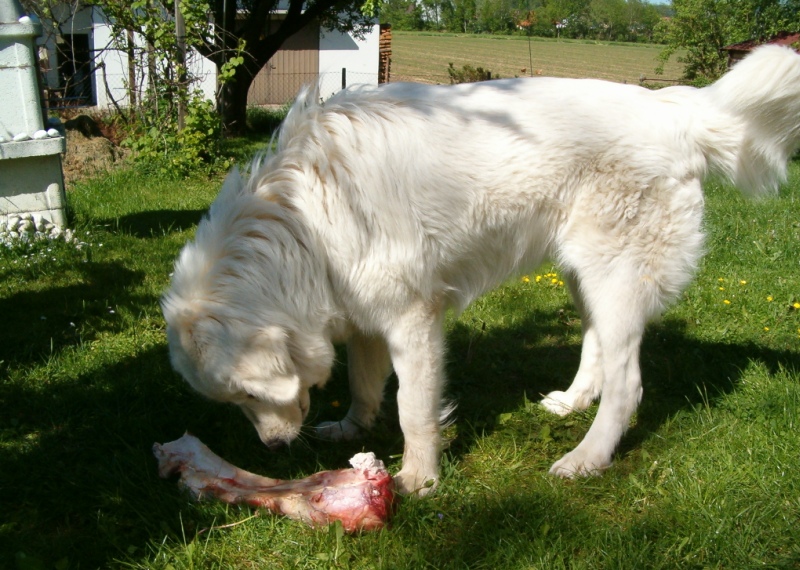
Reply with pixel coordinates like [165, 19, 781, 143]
[219, 63, 258, 136]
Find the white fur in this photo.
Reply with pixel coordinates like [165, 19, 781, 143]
[162, 46, 800, 494]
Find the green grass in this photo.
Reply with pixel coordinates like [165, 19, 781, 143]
[391, 31, 686, 85]
[2, 153, 800, 566]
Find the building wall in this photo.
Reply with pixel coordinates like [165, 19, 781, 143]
[248, 22, 320, 106]
[38, 7, 377, 110]
[318, 23, 380, 100]
[90, 10, 217, 109]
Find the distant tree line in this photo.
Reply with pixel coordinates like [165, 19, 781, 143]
[657, 0, 800, 83]
[380, 0, 671, 42]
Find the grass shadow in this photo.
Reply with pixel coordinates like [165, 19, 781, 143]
[109, 209, 207, 239]
[0, 261, 146, 369]
[2, 302, 797, 569]
[436, 311, 798, 468]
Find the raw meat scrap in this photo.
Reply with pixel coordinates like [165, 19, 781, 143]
[153, 433, 395, 532]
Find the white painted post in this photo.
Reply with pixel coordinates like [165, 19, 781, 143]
[0, 0, 67, 227]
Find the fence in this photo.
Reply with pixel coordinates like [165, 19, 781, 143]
[247, 69, 380, 107]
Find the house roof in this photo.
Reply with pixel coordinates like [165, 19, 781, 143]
[723, 31, 800, 52]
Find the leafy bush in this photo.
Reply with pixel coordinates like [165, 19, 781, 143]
[246, 103, 291, 134]
[447, 62, 498, 83]
[123, 93, 231, 178]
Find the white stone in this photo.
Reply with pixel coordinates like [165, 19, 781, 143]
[32, 130, 48, 140]
[12, 133, 30, 142]
[18, 16, 32, 24]
[46, 128, 60, 137]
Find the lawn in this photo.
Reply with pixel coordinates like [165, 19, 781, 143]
[390, 31, 685, 85]
[2, 77, 800, 570]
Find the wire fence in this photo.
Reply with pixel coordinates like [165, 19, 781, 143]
[247, 70, 381, 107]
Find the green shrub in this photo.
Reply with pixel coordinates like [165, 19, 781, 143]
[123, 93, 231, 178]
[246, 103, 291, 134]
[447, 62, 498, 83]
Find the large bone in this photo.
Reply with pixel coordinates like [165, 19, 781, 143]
[153, 433, 395, 532]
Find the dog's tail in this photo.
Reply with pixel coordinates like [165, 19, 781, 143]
[703, 45, 800, 197]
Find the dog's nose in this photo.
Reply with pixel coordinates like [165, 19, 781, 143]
[264, 438, 286, 451]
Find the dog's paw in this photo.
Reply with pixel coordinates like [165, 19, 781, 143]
[394, 468, 438, 497]
[541, 390, 578, 417]
[315, 418, 364, 442]
[549, 449, 610, 478]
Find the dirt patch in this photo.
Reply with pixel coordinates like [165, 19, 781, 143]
[61, 115, 128, 187]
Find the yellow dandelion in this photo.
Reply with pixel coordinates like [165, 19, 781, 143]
[522, 276, 530, 283]
[718, 278, 725, 282]
[767, 295, 774, 302]
[551, 278, 558, 285]
[558, 281, 564, 287]
[740, 280, 747, 285]
[535, 275, 542, 283]
[764, 327, 770, 332]
[723, 299, 731, 305]
[719, 287, 725, 291]
[793, 302, 800, 310]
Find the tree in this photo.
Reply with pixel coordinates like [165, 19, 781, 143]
[657, 0, 800, 83]
[589, 0, 626, 40]
[24, 0, 375, 135]
[442, 0, 477, 32]
[379, 0, 425, 29]
[195, 0, 375, 134]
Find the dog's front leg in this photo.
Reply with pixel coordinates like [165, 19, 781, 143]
[386, 301, 446, 496]
[541, 272, 604, 416]
[316, 332, 392, 441]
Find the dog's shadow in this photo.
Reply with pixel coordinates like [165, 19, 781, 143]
[314, 309, 797, 473]
[4, 305, 795, 568]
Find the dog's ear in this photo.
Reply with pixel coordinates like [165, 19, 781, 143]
[163, 300, 219, 363]
[236, 326, 301, 405]
[286, 328, 335, 389]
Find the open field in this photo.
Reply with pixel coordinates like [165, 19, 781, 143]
[390, 31, 685, 85]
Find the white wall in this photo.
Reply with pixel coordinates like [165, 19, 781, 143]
[91, 14, 131, 109]
[38, 6, 217, 109]
[39, 6, 379, 109]
[92, 12, 217, 109]
[318, 23, 380, 100]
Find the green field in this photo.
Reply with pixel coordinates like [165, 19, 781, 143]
[391, 31, 685, 85]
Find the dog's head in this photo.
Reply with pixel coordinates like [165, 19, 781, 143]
[162, 296, 335, 448]
[160, 161, 338, 448]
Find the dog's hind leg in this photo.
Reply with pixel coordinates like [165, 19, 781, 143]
[316, 332, 393, 441]
[541, 271, 604, 416]
[549, 266, 647, 478]
[385, 300, 447, 496]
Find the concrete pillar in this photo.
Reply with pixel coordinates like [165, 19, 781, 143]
[0, 0, 67, 227]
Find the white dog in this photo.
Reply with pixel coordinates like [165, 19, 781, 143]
[162, 46, 800, 495]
